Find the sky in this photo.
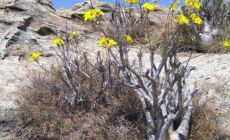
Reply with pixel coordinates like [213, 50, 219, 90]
[52, 0, 170, 9]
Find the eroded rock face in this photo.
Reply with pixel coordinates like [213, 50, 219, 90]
[0, 0, 90, 59]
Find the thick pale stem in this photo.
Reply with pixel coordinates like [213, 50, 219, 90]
[137, 90, 156, 138]
[158, 114, 174, 140]
[61, 45, 79, 107]
[176, 90, 196, 138]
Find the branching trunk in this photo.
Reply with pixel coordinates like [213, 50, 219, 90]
[56, 3, 199, 139]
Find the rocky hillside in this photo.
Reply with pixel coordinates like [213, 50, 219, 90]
[0, 0, 229, 139]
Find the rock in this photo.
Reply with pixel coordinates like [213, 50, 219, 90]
[59, 1, 114, 21]
[0, 0, 89, 59]
[186, 54, 230, 137]
[147, 7, 169, 26]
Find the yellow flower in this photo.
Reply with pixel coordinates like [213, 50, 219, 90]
[223, 40, 230, 49]
[190, 13, 197, 19]
[71, 32, 78, 39]
[125, 0, 139, 5]
[84, 9, 103, 22]
[176, 14, 189, 25]
[193, 1, 202, 10]
[99, 37, 118, 48]
[29, 51, 42, 62]
[185, 0, 202, 10]
[125, 34, 135, 44]
[169, 3, 177, 12]
[190, 13, 203, 25]
[185, 0, 194, 8]
[53, 38, 64, 47]
[142, 3, 157, 12]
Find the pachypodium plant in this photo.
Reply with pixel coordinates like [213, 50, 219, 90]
[28, 0, 229, 139]
[29, 35, 90, 108]
[79, 1, 200, 139]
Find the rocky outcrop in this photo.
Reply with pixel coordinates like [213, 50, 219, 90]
[0, 0, 90, 60]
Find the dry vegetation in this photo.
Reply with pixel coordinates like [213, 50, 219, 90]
[15, 63, 147, 140]
[13, 68, 221, 140]
[190, 96, 218, 140]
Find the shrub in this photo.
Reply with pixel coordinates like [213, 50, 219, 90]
[16, 64, 147, 139]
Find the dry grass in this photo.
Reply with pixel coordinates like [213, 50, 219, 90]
[189, 96, 218, 140]
[15, 64, 147, 140]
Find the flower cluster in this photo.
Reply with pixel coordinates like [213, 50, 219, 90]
[176, 13, 203, 25]
[142, 3, 157, 12]
[125, 0, 139, 5]
[99, 37, 118, 48]
[53, 38, 64, 47]
[176, 14, 189, 25]
[174, 0, 203, 25]
[84, 9, 104, 22]
[125, 35, 135, 45]
[185, 0, 202, 10]
[29, 51, 42, 62]
[190, 13, 203, 25]
[223, 40, 230, 49]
